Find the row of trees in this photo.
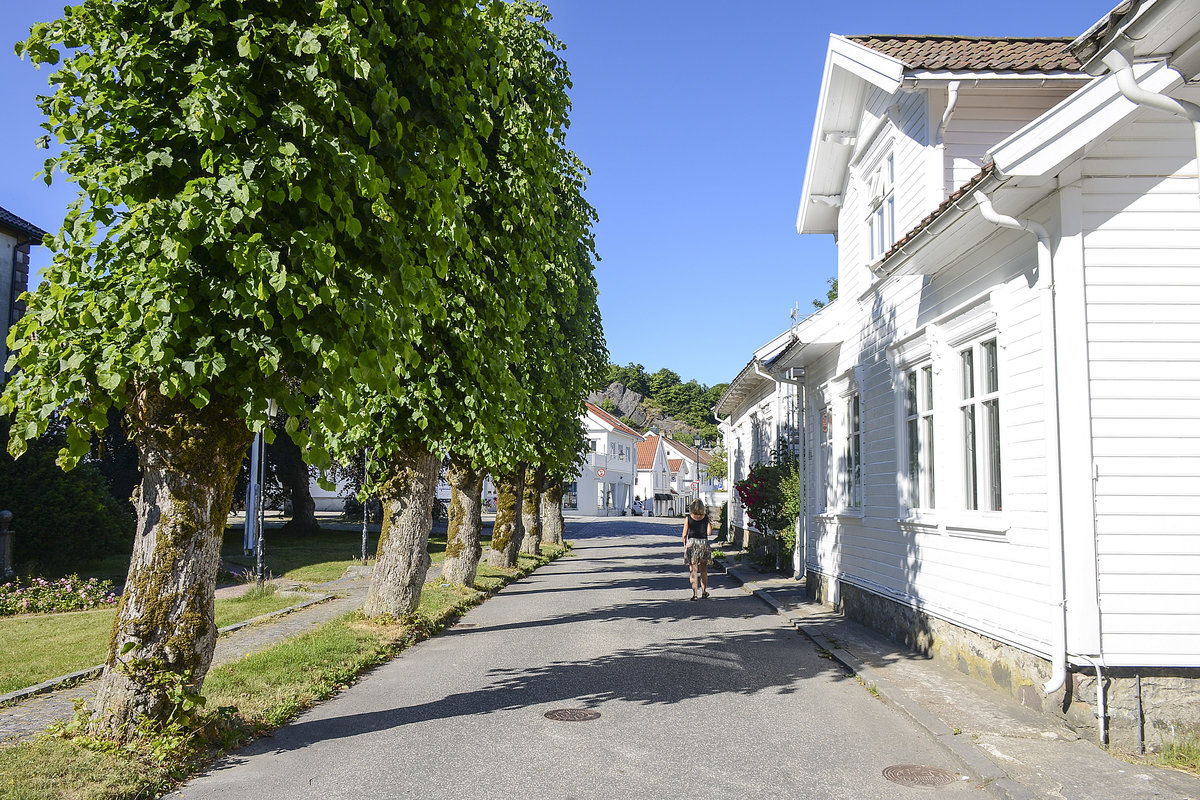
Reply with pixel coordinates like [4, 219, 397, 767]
[5, 0, 604, 741]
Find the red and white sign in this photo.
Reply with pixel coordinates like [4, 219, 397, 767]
[596, 467, 607, 478]
[690, 481, 699, 490]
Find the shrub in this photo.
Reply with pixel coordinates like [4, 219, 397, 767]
[0, 416, 135, 576]
[734, 453, 801, 561]
[0, 574, 119, 616]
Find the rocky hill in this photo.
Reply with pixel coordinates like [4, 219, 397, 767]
[588, 382, 700, 440]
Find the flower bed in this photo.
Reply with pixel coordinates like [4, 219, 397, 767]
[0, 575, 119, 616]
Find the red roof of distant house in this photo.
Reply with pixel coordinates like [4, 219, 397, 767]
[585, 402, 644, 439]
[662, 436, 713, 466]
[668, 458, 683, 473]
[637, 435, 660, 470]
[847, 35, 1081, 72]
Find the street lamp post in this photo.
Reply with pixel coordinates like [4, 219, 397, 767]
[693, 434, 702, 511]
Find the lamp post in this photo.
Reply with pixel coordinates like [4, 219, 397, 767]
[693, 434, 702, 511]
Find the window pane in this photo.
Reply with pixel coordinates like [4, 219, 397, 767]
[922, 365, 933, 411]
[905, 371, 917, 416]
[961, 349, 974, 399]
[963, 405, 977, 510]
[983, 339, 999, 394]
[887, 195, 895, 243]
[985, 398, 1002, 510]
[924, 415, 936, 509]
[908, 417, 920, 504]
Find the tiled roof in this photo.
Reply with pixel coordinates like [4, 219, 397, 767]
[668, 458, 683, 473]
[0, 206, 47, 240]
[882, 162, 997, 262]
[848, 35, 1081, 72]
[585, 402, 644, 440]
[637, 435, 660, 470]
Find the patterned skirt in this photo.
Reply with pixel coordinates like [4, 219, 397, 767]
[684, 537, 711, 566]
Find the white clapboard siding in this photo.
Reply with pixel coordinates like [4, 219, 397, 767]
[1083, 112, 1200, 665]
[943, 87, 1077, 190]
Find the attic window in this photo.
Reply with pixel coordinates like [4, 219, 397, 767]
[867, 152, 895, 261]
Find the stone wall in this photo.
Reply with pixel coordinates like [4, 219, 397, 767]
[807, 571, 1200, 753]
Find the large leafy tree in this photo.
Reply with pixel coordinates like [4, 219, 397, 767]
[6, 0, 496, 740]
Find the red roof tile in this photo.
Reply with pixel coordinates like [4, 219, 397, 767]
[848, 35, 1081, 72]
[882, 162, 996, 262]
[668, 458, 683, 473]
[637, 436, 660, 470]
[585, 402, 644, 439]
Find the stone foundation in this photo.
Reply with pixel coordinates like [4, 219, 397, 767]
[807, 570, 1200, 753]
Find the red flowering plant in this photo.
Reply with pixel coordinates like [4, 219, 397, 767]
[733, 449, 801, 556]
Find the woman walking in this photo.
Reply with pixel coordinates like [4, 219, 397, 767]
[682, 499, 712, 600]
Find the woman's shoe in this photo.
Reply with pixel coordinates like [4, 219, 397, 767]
[690, 595, 698, 601]
[701, 591, 710, 599]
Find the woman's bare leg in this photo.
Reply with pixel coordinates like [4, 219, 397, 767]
[700, 562, 709, 596]
[689, 563, 699, 597]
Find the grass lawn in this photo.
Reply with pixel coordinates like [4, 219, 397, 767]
[0, 586, 304, 695]
[0, 544, 566, 800]
[217, 520, 451, 584]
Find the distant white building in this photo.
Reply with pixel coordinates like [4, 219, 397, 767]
[563, 403, 643, 516]
[718, 0, 1200, 747]
[634, 433, 673, 516]
[0, 206, 45, 381]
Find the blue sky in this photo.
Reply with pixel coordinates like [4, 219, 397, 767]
[1, 1, 1111, 389]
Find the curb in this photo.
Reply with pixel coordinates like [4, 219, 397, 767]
[721, 562, 1036, 800]
[0, 591, 333, 708]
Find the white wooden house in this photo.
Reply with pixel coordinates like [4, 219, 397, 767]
[719, 0, 1200, 747]
[563, 402, 642, 517]
[661, 435, 721, 508]
[635, 433, 673, 516]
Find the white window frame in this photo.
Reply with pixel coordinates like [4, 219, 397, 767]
[844, 392, 863, 509]
[866, 151, 896, 262]
[959, 337, 1002, 512]
[902, 364, 936, 512]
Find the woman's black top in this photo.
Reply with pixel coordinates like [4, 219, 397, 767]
[686, 514, 709, 539]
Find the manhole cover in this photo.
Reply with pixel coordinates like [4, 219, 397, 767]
[882, 764, 958, 787]
[543, 709, 601, 722]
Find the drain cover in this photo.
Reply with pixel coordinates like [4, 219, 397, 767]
[882, 764, 958, 787]
[543, 709, 601, 722]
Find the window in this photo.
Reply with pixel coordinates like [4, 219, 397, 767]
[562, 482, 578, 510]
[867, 153, 895, 261]
[588, 439, 597, 452]
[820, 403, 833, 510]
[960, 339, 1001, 511]
[904, 365, 936, 510]
[845, 393, 862, 508]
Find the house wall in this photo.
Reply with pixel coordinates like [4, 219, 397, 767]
[566, 426, 639, 516]
[942, 86, 1079, 192]
[1081, 107, 1200, 668]
[725, 380, 776, 546]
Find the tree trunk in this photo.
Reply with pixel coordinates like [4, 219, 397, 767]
[276, 428, 319, 535]
[442, 458, 484, 586]
[542, 481, 565, 546]
[90, 390, 251, 741]
[486, 468, 524, 569]
[362, 440, 440, 618]
[519, 467, 544, 555]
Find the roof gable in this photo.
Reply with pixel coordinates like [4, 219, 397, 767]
[0, 206, 47, 240]
[637, 435, 662, 470]
[585, 402, 644, 440]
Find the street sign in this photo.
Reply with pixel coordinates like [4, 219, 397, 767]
[596, 467, 607, 478]
[690, 481, 699, 490]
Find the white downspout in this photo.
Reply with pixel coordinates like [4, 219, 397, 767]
[972, 190, 1069, 695]
[1102, 47, 1200, 199]
[937, 80, 961, 144]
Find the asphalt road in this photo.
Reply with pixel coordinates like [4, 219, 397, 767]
[167, 517, 983, 799]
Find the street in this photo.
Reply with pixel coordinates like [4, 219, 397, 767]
[168, 517, 983, 799]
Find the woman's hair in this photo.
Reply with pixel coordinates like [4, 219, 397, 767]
[689, 499, 706, 516]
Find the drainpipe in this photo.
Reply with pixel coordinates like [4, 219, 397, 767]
[972, 189, 1068, 695]
[1078, 654, 1107, 747]
[1102, 47, 1200, 199]
[937, 80, 961, 144]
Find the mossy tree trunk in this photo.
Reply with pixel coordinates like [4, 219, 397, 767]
[486, 467, 524, 569]
[275, 426, 320, 535]
[519, 466, 544, 555]
[90, 390, 251, 742]
[542, 481, 565, 546]
[442, 459, 484, 586]
[363, 440, 440, 618]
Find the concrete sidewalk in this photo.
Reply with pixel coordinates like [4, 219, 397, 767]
[720, 553, 1200, 800]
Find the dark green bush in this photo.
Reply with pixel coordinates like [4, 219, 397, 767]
[0, 417, 134, 576]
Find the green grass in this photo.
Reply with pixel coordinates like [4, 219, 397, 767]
[0, 585, 301, 694]
[0, 543, 570, 800]
[217, 522, 450, 584]
[1152, 737, 1200, 776]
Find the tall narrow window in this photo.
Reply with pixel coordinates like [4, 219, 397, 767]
[846, 394, 862, 508]
[867, 152, 896, 261]
[904, 365, 936, 510]
[821, 404, 833, 510]
[961, 339, 1002, 511]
